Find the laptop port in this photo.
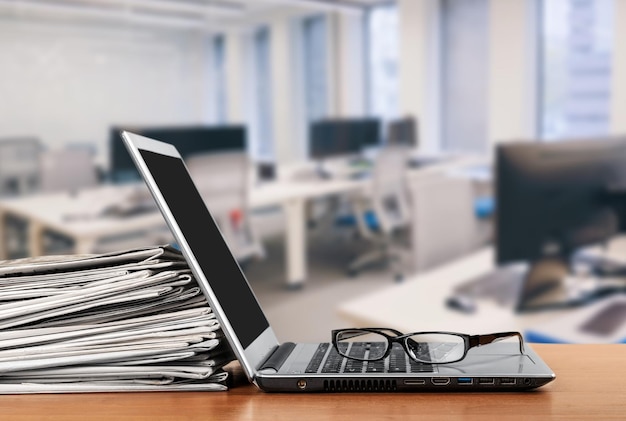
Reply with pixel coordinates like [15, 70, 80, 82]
[431, 377, 451, 385]
[457, 377, 472, 385]
[478, 378, 495, 385]
[403, 379, 426, 385]
[500, 378, 516, 385]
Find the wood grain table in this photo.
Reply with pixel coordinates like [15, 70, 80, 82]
[1, 344, 625, 420]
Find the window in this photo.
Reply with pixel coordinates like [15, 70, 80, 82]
[539, 0, 613, 140]
[302, 15, 329, 122]
[213, 35, 228, 124]
[252, 27, 274, 159]
[366, 3, 399, 121]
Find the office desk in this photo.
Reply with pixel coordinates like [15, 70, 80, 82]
[337, 248, 575, 334]
[0, 185, 166, 257]
[0, 177, 369, 287]
[252, 176, 368, 286]
[255, 155, 490, 286]
[1, 344, 624, 420]
[0, 157, 488, 287]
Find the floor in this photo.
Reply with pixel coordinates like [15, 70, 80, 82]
[243, 226, 401, 344]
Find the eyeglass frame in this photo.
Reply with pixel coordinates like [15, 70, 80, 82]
[331, 327, 526, 364]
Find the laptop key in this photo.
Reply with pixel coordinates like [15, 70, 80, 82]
[305, 343, 330, 373]
[409, 361, 434, 373]
[366, 360, 385, 373]
[344, 360, 365, 373]
[321, 347, 345, 373]
[387, 344, 407, 372]
[347, 343, 367, 360]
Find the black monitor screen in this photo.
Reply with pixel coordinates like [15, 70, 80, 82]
[496, 138, 626, 265]
[309, 118, 380, 159]
[138, 148, 269, 349]
[111, 126, 246, 183]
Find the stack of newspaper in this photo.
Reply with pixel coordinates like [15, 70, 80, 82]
[0, 245, 233, 393]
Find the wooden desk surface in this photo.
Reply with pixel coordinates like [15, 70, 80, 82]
[1, 344, 624, 420]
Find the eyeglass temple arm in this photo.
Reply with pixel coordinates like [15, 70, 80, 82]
[468, 332, 525, 354]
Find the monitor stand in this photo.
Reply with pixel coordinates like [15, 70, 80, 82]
[515, 258, 570, 312]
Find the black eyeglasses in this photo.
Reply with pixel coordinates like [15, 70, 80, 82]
[332, 328, 525, 364]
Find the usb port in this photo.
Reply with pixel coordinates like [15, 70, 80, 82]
[431, 377, 451, 385]
[478, 378, 495, 385]
[457, 377, 472, 385]
[500, 378, 516, 385]
[403, 379, 426, 385]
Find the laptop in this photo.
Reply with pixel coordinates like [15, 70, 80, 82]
[121, 131, 556, 392]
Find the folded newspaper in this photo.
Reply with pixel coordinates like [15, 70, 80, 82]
[0, 245, 235, 393]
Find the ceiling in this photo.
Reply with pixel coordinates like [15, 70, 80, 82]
[0, 0, 393, 32]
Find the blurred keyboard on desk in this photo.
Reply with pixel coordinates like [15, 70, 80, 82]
[314, 160, 372, 181]
[452, 264, 528, 307]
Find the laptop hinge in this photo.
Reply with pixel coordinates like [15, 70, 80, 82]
[258, 342, 296, 372]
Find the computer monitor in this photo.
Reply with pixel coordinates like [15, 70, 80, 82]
[309, 118, 381, 160]
[496, 138, 626, 310]
[110, 125, 246, 183]
[387, 116, 417, 147]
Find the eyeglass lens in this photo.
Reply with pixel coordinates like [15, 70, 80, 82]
[335, 330, 389, 360]
[336, 330, 467, 363]
[404, 333, 465, 363]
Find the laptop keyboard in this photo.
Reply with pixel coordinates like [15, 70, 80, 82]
[305, 342, 433, 374]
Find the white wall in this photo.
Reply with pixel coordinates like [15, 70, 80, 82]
[611, 0, 626, 134]
[440, 0, 489, 153]
[331, 12, 366, 117]
[397, 0, 441, 153]
[269, 17, 300, 164]
[0, 19, 212, 166]
[224, 30, 248, 124]
[0, 1, 556, 169]
[487, 0, 538, 146]
[397, 0, 539, 153]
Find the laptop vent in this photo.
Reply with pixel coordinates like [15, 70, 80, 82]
[323, 379, 397, 392]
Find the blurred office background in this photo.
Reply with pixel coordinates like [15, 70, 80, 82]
[1, 0, 626, 344]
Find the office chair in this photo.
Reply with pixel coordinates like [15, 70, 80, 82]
[39, 147, 99, 193]
[346, 145, 413, 280]
[387, 116, 417, 147]
[0, 137, 42, 196]
[186, 151, 265, 263]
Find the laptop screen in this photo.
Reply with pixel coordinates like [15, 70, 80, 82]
[139, 148, 269, 348]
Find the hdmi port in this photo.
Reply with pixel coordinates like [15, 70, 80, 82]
[431, 377, 451, 385]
